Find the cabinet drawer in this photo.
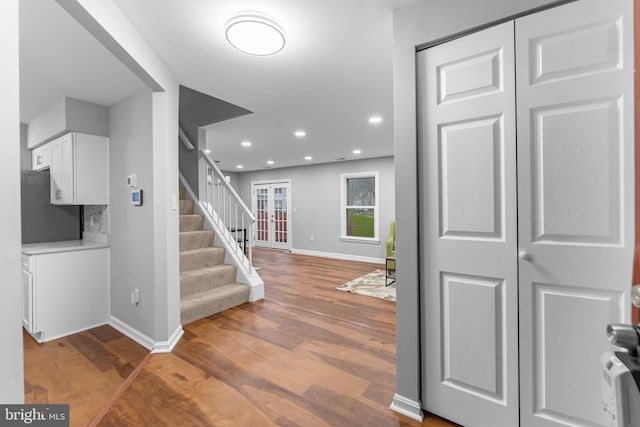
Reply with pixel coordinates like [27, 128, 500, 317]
[32, 143, 51, 171]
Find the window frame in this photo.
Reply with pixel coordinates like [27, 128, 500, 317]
[340, 171, 380, 244]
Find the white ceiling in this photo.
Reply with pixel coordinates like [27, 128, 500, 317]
[21, 0, 420, 172]
[19, 0, 145, 124]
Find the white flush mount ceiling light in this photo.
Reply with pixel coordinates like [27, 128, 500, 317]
[241, 140, 252, 147]
[294, 130, 306, 138]
[368, 116, 383, 124]
[225, 12, 286, 56]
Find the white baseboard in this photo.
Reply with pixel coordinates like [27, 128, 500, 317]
[152, 325, 184, 353]
[108, 316, 154, 350]
[290, 248, 385, 265]
[389, 394, 424, 422]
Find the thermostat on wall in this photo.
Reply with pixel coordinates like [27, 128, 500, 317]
[131, 189, 143, 206]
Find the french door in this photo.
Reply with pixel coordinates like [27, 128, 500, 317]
[252, 181, 291, 250]
[418, 1, 634, 426]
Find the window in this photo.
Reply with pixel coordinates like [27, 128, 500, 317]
[341, 171, 379, 242]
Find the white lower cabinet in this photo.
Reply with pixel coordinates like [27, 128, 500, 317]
[22, 248, 109, 342]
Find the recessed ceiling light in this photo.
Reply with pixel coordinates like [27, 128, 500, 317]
[225, 12, 286, 56]
[353, 149, 362, 155]
[368, 116, 383, 124]
[241, 141, 252, 147]
[294, 130, 306, 138]
[236, 164, 244, 169]
[204, 149, 211, 154]
[266, 160, 275, 165]
[304, 156, 312, 161]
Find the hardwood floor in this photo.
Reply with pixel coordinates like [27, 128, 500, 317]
[25, 249, 457, 426]
[23, 324, 149, 426]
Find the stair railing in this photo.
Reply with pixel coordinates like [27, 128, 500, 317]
[200, 149, 255, 272]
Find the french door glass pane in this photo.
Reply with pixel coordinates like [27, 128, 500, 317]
[274, 187, 288, 242]
[257, 188, 269, 241]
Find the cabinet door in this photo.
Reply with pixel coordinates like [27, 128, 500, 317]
[31, 143, 51, 171]
[22, 270, 33, 332]
[50, 134, 74, 204]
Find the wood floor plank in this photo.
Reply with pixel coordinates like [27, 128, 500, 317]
[23, 326, 148, 427]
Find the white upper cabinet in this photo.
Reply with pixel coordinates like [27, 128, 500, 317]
[50, 132, 109, 205]
[31, 143, 51, 171]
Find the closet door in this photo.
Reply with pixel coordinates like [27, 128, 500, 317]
[516, 1, 634, 426]
[417, 21, 519, 427]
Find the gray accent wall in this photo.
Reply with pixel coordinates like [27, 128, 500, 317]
[109, 88, 156, 338]
[0, 0, 24, 403]
[233, 156, 395, 261]
[21, 170, 81, 244]
[392, 0, 571, 411]
[179, 85, 251, 194]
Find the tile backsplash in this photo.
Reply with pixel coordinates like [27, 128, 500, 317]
[84, 205, 109, 243]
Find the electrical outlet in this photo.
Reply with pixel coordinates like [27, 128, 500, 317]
[131, 288, 140, 306]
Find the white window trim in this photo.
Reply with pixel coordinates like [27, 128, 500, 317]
[340, 171, 380, 244]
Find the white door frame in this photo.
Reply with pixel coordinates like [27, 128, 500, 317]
[251, 179, 292, 250]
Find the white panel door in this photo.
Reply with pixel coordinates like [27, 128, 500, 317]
[418, 22, 519, 427]
[516, 1, 634, 426]
[252, 182, 291, 250]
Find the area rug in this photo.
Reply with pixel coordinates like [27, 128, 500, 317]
[336, 269, 395, 302]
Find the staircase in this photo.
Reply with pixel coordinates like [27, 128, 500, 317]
[179, 185, 250, 325]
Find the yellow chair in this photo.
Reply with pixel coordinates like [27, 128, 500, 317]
[385, 221, 396, 285]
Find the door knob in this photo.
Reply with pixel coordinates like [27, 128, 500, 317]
[519, 250, 533, 262]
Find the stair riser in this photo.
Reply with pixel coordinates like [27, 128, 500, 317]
[179, 186, 186, 200]
[180, 285, 250, 325]
[181, 265, 237, 297]
[179, 215, 204, 232]
[179, 231, 214, 251]
[180, 248, 225, 272]
[179, 200, 194, 215]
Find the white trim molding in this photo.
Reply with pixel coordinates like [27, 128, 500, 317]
[290, 248, 384, 265]
[152, 325, 184, 353]
[389, 393, 424, 422]
[108, 316, 154, 350]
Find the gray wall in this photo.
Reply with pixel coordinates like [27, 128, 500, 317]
[392, 0, 569, 412]
[0, 0, 24, 403]
[233, 156, 395, 261]
[109, 88, 156, 338]
[21, 170, 81, 244]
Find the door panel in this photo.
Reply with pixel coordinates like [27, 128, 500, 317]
[418, 21, 518, 427]
[441, 272, 505, 400]
[532, 99, 622, 245]
[440, 115, 504, 239]
[516, 1, 634, 426]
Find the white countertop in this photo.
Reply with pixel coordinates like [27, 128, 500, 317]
[22, 240, 110, 255]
